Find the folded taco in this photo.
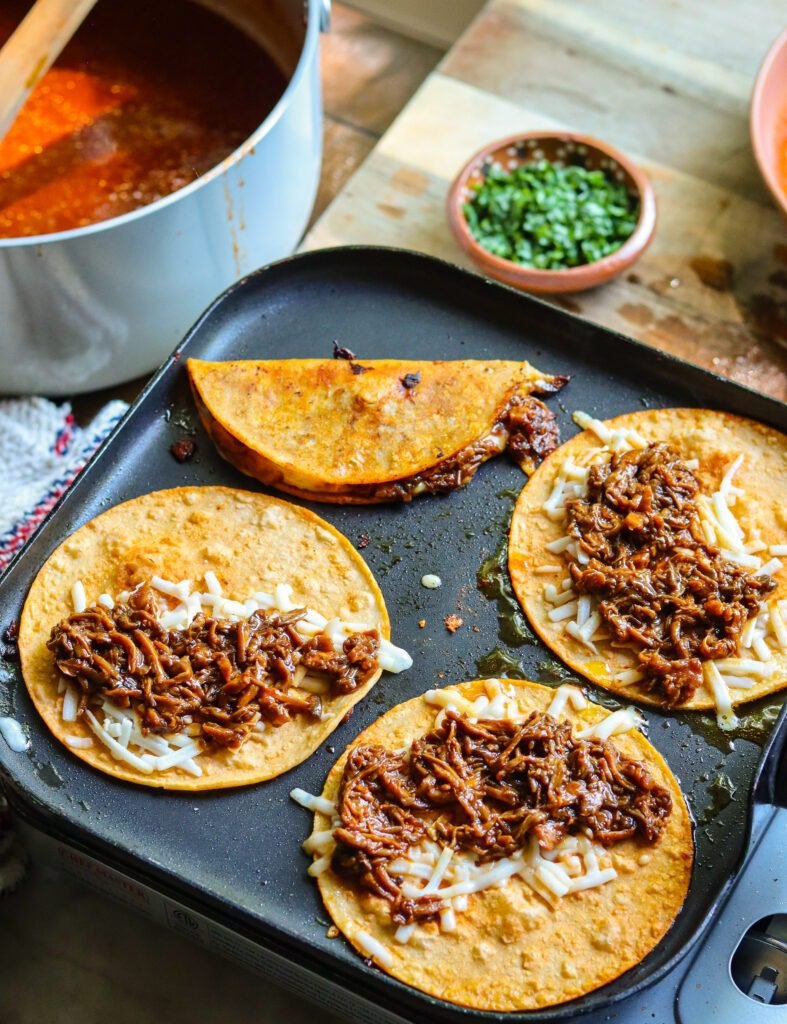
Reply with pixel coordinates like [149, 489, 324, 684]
[19, 486, 411, 790]
[292, 678, 692, 1012]
[187, 358, 568, 503]
[509, 408, 787, 727]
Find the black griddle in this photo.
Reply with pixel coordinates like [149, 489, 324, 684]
[1, 247, 786, 1023]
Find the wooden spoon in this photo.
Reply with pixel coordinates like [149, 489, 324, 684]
[0, 0, 100, 142]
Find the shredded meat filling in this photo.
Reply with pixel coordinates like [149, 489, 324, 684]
[565, 443, 776, 705]
[368, 386, 568, 502]
[332, 709, 671, 924]
[48, 585, 380, 749]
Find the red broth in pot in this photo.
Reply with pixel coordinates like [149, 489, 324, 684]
[0, 0, 287, 238]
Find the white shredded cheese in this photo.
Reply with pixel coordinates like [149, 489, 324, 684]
[613, 668, 645, 685]
[307, 853, 333, 877]
[768, 603, 787, 651]
[204, 571, 222, 595]
[548, 601, 578, 623]
[704, 662, 738, 731]
[83, 709, 154, 772]
[0, 717, 29, 752]
[573, 411, 611, 443]
[547, 685, 586, 718]
[355, 930, 394, 968]
[71, 580, 87, 613]
[65, 735, 93, 749]
[62, 686, 79, 722]
[575, 707, 643, 740]
[716, 659, 777, 675]
[290, 788, 336, 816]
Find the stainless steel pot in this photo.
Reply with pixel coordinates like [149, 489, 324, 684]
[0, 0, 327, 395]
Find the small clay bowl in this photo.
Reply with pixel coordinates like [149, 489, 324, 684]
[750, 27, 787, 220]
[447, 131, 657, 294]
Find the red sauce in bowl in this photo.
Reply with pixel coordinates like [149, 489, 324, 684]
[0, 0, 287, 238]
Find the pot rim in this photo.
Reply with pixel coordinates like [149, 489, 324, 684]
[0, 0, 320, 249]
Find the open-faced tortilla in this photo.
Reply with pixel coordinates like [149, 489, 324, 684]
[19, 486, 400, 790]
[188, 358, 566, 503]
[509, 408, 787, 714]
[305, 679, 692, 1012]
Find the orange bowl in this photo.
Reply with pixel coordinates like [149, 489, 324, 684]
[446, 131, 657, 294]
[751, 28, 787, 219]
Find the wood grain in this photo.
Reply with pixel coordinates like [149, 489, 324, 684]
[305, 0, 787, 400]
[321, 5, 441, 135]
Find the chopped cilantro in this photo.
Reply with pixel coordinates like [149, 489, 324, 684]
[463, 159, 639, 270]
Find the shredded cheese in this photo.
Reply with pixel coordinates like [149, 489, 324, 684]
[575, 707, 644, 741]
[354, 930, 394, 968]
[704, 662, 738, 731]
[540, 439, 785, 726]
[59, 571, 412, 776]
[290, 788, 336, 816]
[71, 580, 87, 613]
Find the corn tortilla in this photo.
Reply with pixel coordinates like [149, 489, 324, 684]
[509, 408, 787, 709]
[312, 679, 693, 1012]
[19, 486, 391, 790]
[188, 358, 560, 503]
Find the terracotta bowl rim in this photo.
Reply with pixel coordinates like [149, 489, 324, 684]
[446, 130, 657, 293]
[750, 27, 787, 219]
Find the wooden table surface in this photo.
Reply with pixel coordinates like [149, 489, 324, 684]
[304, 0, 787, 401]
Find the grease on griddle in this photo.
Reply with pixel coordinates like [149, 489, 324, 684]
[683, 694, 784, 753]
[699, 773, 737, 825]
[476, 647, 526, 679]
[477, 534, 536, 646]
[535, 657, 575, 686]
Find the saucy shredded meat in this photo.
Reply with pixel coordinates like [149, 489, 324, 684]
[48, 585, 380, 748]
[566, 443, 776, 705]
[332, 709, 671, 924]
[367, 391, 566, 502]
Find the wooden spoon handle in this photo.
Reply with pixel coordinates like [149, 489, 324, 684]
[0, 0, 100, 142]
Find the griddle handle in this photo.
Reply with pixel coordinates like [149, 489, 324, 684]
[754, 706, 787, 808]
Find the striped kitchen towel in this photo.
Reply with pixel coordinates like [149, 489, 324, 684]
[0, 397, 128, 573]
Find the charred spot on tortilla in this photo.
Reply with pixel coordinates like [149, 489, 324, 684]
[509, 408, 787, 727]
[18, 486, 412, 790]
[293, 679, 692, 1012]
[332, 341, 356, 360]
[187, 359, 568, 505]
